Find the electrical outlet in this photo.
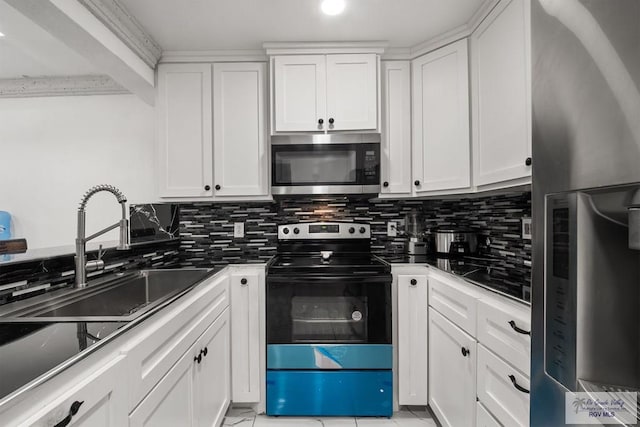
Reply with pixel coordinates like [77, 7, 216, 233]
[522, 218, 532, 240]
[234, 222, 245, 238]
[387, 221, 397, 237]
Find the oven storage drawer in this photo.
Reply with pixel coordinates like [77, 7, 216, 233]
[267, 344, 392, 369]
[266, 370, 393, 416]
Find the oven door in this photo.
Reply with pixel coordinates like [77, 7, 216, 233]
[266, 274, 391, 345]
[271, 143, 380, 195]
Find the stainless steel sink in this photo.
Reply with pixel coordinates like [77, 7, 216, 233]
[0, 268, 212, 322]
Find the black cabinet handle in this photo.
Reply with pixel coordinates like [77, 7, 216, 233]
[204, 185, 211, 191]
[241, 278, 248, 285]
[410, 279, 417, 286]
[509, 375, 530, 394]
[328, 118, 335, 124]
[461, 347, 470, 357]
[414, 180, 420, 186]
[383, 181, 389, 187]
[318, 118, 324, 125]
[508, 320, 530, 335]
[194, 353, 202, 364]
[525, 157, 532, 166]
[54, 400, 84, 427]
[215, 184, 221, 190]
[201, 347, 208, 357]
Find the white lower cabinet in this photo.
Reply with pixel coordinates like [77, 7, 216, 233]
[11, 356, 127, 427]
[476, 402, 501, 427]
[477, 344, 530, 427]
[230, 267, 264, 403]
[129, 309, 231, 427]
[397, 269, 429, 405]
[428, 309, 476, 427]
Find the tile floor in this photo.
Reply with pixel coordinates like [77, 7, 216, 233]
[223, 407, 439, 426]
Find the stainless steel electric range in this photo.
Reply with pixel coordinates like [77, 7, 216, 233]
[266, 222, 392, 417]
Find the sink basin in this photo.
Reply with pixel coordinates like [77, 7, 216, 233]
[0, 268, 212, 322]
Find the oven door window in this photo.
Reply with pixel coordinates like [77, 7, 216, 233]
[272, 145, 357, 185]
[267, 276, 391, 344]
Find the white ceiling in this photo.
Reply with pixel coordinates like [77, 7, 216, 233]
[0, 1, 98, 79]
[119, 0, 487, 52]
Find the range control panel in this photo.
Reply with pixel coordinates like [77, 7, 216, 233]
[278, 222, 371, 240]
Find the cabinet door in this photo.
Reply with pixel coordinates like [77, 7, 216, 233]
[157, 63, 213, 198]
[326, 54, 378, 131]
[195, 310, 231, 427]
[428, 309, 476, 427]
[397, 273, 428, 405]
[230, 272, 261, 402]
[16, 356, 127, 427]
[412, 39, 470, 194]
[273, 55, 326, 132]
[129, 346, 197, 427]
[477, 402, 502, 427]
[380, 61, 412, 195]
[213, 63, 268, 197]
[472, 0, 532, 186]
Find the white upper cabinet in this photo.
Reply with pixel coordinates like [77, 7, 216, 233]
[213, 63, 268, 197]
[380, 61, 412, 195]
[412, 39, 471, 195]
[272, 53, 378, 133]
[471, 0, 532, 188]
[157, 63, 213, 198]
[273, 55, 327, 132]
[325, 54, 378, 131]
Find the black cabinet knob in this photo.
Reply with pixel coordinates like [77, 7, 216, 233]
[359, 227, 366, 234]
[509, 375, 530, 394]
[410, 279, 417, 286]
[283, 228, 290, 234]
[508, 320, 531, 335]
[318, 118, 324, 125]
[204, 185, 211, 191]
[525, 157, 532, 166]
[194, 353, 202, 364]
[53, 400, 84, 427]
[461, 347, 470, 357]
[328, 118, 335, 124]
[383, 181, 389, 187]
[201, 347, 208, 357]
[348, 227, 355, 234]
[293, 227, 300, 234]
[241, 278, 248, 285]
[215, 184, 221, 190]
[414, 180, 420, 186]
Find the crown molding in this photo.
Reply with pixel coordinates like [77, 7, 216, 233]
[160, 50, 268, 63]
[77, 0, 162, 68]
[0, 75, 129, 98]
[263, 41, 388, 56]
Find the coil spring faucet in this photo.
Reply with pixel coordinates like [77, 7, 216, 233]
[75, 185, 130, 288]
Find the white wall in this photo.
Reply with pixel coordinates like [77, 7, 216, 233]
[0, 94, 157, 249]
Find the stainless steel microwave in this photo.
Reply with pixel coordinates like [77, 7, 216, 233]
[271, 134, 381, 195]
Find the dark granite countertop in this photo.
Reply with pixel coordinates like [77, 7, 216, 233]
[0, 265, 227, 408]
[380, 255, 531, 304]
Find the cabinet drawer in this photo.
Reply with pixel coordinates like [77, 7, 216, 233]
[428, 273, 479, 336]
[478, 344, 530, 427]
[477, 297, 531, 376]
[125, 274, 229, 411]
[476, 402, 501, 427]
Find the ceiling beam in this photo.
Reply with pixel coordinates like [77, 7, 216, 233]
[5, 0, 155, 105]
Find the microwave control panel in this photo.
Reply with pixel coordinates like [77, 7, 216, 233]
[362, 147, 379, 185]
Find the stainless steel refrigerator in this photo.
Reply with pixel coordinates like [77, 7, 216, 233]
[531, 0, 640, 426]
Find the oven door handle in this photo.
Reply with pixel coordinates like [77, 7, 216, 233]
[267, 275, 391, 284]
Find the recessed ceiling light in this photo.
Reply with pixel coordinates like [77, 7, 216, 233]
[0, 32, 5, 38]
[321, 0, 345, 16]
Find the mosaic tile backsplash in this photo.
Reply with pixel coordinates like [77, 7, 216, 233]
[178, 191, 532, 275]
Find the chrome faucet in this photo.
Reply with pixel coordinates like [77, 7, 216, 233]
[75, 185, 130, 288]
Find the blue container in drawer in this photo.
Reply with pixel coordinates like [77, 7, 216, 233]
[0, 211, 11, 240]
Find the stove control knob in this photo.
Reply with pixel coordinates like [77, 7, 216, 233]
[293, 227, 300, 234]
[359, 227, 366, 234]
[348, 227, 355, 234]
[283, 227, 290, 235]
